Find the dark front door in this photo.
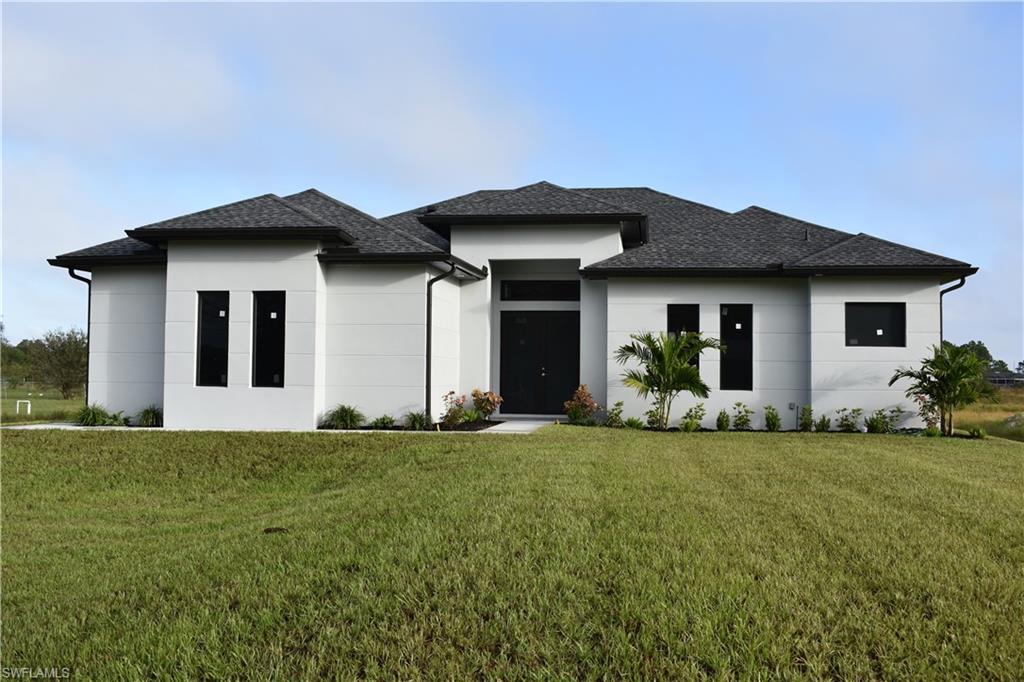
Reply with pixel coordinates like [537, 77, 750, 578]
[500, 311, 580, 414]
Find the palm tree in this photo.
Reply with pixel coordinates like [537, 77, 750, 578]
[889, 343, 995, 436]
[614, 331, 722, 430]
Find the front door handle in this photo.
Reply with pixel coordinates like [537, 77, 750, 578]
[540, 366, 547, 377]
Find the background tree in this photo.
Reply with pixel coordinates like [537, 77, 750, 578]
[1, 322, 31, 389]
[614, 331, 722, 431]
[1017, 360, 1024, 376]
[890, 343, 995, 436]
[27, 328, 87, 399]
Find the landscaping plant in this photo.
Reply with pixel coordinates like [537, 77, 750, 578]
[614, 331, 721, 431]
[890, 343, 996, 436]
[461, 408, 485, 424]
[368, 415, 397, 430]
[835, 408, 863, 433]
[864, 407, 905, 434]
[968, 426, 987, 439]
[763, 405, 781, 432]
[136, 404, 163, 428]
[75, 404, 129, 427]
[441, 391, 467, 427]
[680, 403, 706, 432]
[623, 417, 645, 430]
[716, 409, 730, 431]
[603, 401, 625, 428]
[320, 404, 365, 430]
[731, 402, 753, 431]
[798, 405, 814, 432]
[471, 389, 503, 419]
[814, 415, 832, 433]
[564, 385, 599, 425]
[403, 411, 431, 431]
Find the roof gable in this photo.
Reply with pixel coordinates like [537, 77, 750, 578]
[789, 233, 970, 269]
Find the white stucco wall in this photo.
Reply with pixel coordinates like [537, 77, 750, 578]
[810, 277, 940, 428]
[429, 275, 461, 421]
[322, 264, 429, 423]
[162, 241, 321, 430]
[451, 224, 621, 409]
[606, 278, 810, 429]
[88, 266, 166, 418]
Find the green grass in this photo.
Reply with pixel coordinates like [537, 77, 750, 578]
[2, 428, 1022, 678]
[957, 387, 1024, 442]
[0, 386, 83, 424]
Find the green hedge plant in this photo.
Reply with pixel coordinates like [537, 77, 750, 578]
[680, 403, 706, 432]
[716, 409, 730, 431]
[763, 405, 781, 432]
[798, 405, 814, 432]
[321, 404, 364, 430]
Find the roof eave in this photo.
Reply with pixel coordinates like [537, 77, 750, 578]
[418, 212, 644, 227]
[581, 265, 979, 280]
[317, 251, 488, 280]
[125, 226, 355, 245]
[47, 254, 168, 271]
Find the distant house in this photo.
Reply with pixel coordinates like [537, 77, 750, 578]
[49, 182, 977, 430]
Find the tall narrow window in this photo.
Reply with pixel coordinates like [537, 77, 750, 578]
[197, 291, 229, 387]
[252, 291, 285, 387]
[668, 304, 700, 368]
[720, 304, 752, 390]
[845, 303, 906, 347]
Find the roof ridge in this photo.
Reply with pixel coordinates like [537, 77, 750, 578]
[294, 188, 444, 253]
[581, 186, 730, 215]
[556, 184, 637, 214]
[786, 232, 861, 265]
[270, 194, 335, 227]
[741, 205, 851, 237]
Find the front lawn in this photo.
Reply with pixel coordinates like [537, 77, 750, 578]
[2, 428, 1022, 678]
[1, 386, 83, 424]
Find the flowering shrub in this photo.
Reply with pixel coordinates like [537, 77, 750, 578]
[564, 384, 599, 425]
[441, 391, 467, 427]
[471, 389, 503, 419]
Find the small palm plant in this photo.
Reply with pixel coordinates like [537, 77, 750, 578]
[614, 331, 722, 431]
[889, 343, 995, 436]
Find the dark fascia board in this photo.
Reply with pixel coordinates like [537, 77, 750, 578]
[47, 254, 168, 271]
[317, 251, 488, 280]
[581, 265, 979, 281]
[126, 226, 355, 245]
[418, 212, 644, 227]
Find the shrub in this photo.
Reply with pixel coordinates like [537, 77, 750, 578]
[716, 409, 730, 431]
[404, 411, 431, 431]
[923, 426, 942, 438]
[76, 404, 128, 427]
[968, 426, 986, 439]
[471, 389, 503, 418]
[814, 415, 832, 433]
[835, 408, 863, 433]
[614, 331, 722, 431]
[763, 405, 781, 432]
[564, 385, 599, 425]
[798, 405, 813, 432]
[680, 403, 706, 432]
[321, 404, 364, 430]
[461, 408, 484, 424]
[441, 391, 467, 427]
[368, 415, 396, 430]
[136, 404, 163, 428]
[732, 402, 753, 431]
[865, 407, 905, 434]
[604, 401, 625, 428]
[623, 417, 645, 430]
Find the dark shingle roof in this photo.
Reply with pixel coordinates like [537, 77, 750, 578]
[788, 233, 969, 269]
[378, 189, 505, 249]
[48, 237, 166, 267]
[283, 189, 443, 254]
[132, 193, 335, 231]
[420, 181, 641, 219]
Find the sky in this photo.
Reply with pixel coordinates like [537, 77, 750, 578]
[2, 2, 1022, 364]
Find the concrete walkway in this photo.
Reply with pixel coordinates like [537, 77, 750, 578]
[486, 419, 553, 434]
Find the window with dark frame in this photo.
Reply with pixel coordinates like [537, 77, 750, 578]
[252, 291, 286, 387]
[196, 291, 229, 387]
[500, 280, 580, 301]
[667, 304, 700, 368]
[845, 302, 906, 347]
[720, 304, 752, 391]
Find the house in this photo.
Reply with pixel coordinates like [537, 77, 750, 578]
[48, 182, 977, 430]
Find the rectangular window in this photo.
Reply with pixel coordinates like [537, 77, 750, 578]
[720, 304, 752, 390]
[667, 304, 700, 368]
[845, 302, 906, 347]
[197, 291, 229, 387]
[252, 291, 286, 387]
[500, 280, 580, 301]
